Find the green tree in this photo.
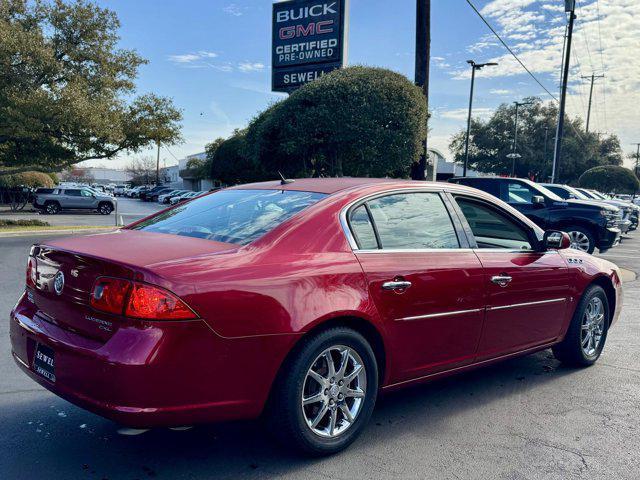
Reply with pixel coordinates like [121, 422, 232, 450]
[0, 0, 182, 176]
[449, 98, 622, 183]
[210, 130, 265, 186]
[578, 165, 639, 195]
[244, 66, 428, 178]
[0, 170, 54, 210]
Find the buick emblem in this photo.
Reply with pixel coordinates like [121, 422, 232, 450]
[54, 271, 65, 295]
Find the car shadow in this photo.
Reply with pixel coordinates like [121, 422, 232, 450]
[1, 350, 577, 479]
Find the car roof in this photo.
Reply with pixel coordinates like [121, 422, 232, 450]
[230, 177, 441, 195]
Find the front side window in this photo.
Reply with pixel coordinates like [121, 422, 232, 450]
[455, 197, 533, 250]
[81, 189, 93, 197]
[65, 189, 81, 197]
[132, 189, 326, 245]
[365, 193, 459, 250]
[504, 182, 536, 204]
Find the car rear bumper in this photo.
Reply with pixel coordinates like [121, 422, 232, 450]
[10, 292, 297, 428]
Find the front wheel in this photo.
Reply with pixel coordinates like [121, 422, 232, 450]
[268, 327, 378, 456]
[552, 285, 609, 367]
[565, 225, 596, 254]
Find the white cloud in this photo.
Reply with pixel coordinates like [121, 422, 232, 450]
[490, 89, 513, 95]
[238, 62, 265, 72]
[168, 51, 218, 64]
[223, 4, 246, 16]
[455, 0, 640, 156]
[437, 107, 495, 122]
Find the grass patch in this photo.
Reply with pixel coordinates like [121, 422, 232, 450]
[0, 219, 49, 227]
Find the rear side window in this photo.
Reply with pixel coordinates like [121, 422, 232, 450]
[349, 205, 378, 250]
[364, 193, 459, 250]
[132, 189, 326, 245]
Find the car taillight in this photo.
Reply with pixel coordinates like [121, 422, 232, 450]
[125, 283, 196, 320]
[90, 277, 197, 320]
[26, 257, 36, 288]
[91, 277, 132, 315]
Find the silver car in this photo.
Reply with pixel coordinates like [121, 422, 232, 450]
[34, 187, 117, 215]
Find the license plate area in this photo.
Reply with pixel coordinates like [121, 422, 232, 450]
[33, 344, 56, 383]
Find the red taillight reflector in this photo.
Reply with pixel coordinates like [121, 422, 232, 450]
[91, 277, 132, 315]
[125, 283, 197, 320]
[26, 258, 36, 288]
[90, 277, 197, 320]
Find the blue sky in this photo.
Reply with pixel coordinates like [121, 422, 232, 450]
[87, 0, 640, 169]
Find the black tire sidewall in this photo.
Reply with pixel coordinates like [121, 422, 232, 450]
[45, 202, 60, 214]
[277, 328, 378, 456]
[558, 285, 610, 366]
[565, 225, 596, 254]
[99, 203, 113, 215]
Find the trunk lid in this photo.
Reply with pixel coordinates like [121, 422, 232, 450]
[30, 229, 236, 342]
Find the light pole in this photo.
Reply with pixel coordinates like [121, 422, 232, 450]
[509, 101, 533, 176]
[463, 60, 498, 177]
[551, 0, 577, 183]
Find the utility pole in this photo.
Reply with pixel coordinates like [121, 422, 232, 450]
[414, 0, 431, 181]
[633, 143, 640, 176]
[551, 0, 576, 183]
[463, 60, 498, 177]
[581, 73, 604, 133]
[155, 141, 161, 185]
[508, 101, 532, 177]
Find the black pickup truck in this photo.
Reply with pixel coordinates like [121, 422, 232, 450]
[449, 177, 621, 254]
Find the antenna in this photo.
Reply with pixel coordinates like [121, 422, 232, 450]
[278, 172, 294, 185]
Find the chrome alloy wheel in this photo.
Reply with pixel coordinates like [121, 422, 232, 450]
[581, 297, 605, 357]
[301, 345, 367, 438]
[568, 231, 591, 252]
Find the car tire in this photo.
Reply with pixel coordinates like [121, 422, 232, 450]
[98, 202, 113, 215]
[267, 327, 378, 456]
[44, 201, 60, 215]
[552, 285, 609, 367]
[565, 225, 596, 254]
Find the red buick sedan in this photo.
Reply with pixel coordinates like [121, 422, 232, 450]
[10, 178, 622, 455]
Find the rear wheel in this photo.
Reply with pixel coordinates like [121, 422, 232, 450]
[565, 225, 595, 254]
[268, 327, 378, 456]
[552, 285, 609, 367]
[44, 201, 60, 215]
[98, 202, 113, 215]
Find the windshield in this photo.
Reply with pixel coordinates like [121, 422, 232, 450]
[529, 182, 564, 201]
[131, 189, 327, 245]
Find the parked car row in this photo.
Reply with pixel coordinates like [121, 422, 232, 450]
[123, 184, 208, 205]
[449, 176, 638, 254]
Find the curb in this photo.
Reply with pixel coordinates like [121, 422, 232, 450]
[0, 227, 119, 238]
[619, 268, 637, 283]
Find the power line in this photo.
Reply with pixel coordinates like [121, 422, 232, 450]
[464, 0, 558, 102]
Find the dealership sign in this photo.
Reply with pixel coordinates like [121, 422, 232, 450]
[272, 0, 349, 92]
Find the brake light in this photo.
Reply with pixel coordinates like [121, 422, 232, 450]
[26, 257, 36, 288]
[91, 277, 131, 315]
[90, 277, 197, 320]
[125, 283, 197, 320]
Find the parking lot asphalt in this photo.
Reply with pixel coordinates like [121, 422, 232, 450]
[0, 197, 165, 227]
[1, 234, 639, 480]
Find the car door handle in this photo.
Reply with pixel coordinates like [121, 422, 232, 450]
[491, 275, 513, 287]
[382, 280, 412, 291]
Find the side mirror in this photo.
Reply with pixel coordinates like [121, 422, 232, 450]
[544, 230, 571, 250]
[532, 195, 545, 205]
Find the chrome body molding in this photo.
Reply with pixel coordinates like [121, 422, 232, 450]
[487, 297, 567, 311]
[398, 308, 484, 322]
[396, 298, 567, 322]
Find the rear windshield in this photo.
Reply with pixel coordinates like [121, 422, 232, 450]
[131, 189, 327, 245]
